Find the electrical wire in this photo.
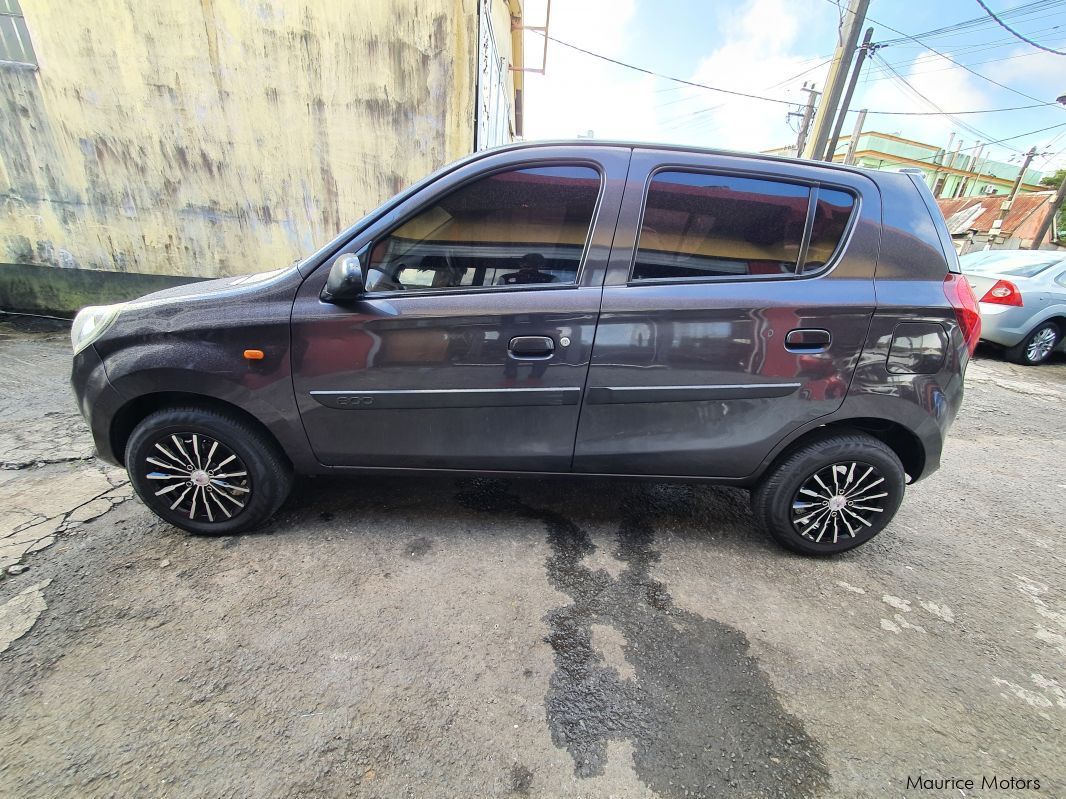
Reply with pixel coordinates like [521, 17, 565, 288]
[972, 0, 1066, 54]
[863, 40, 1066, 85]
[878, 0, 1063, 44]
[822, 0, 1065, 106]
[534, 31, 1062, 117]
[871, 52, 1007, 148]
[900, 120, 1066, 164]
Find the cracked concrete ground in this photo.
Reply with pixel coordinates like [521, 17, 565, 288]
[0, 314, 1063, 798]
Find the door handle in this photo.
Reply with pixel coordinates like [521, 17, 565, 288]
[785, 328, 831, 352]
[508, 335, 555, 360]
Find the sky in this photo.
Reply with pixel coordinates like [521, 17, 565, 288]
[519, 0, 1066, 176]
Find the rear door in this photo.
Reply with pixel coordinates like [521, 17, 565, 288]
[573, 149, 882, 478]
[291, 146, 629, 471]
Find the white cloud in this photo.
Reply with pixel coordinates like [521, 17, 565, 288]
[522, 0, 664, 141]
[667, 0, 832, 152]
[853, 52, 991, 147]
[522, 0, 830, 149]
[518, 0, 1058, 168]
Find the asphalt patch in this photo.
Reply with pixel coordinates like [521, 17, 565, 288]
[458, 479, 827, 799]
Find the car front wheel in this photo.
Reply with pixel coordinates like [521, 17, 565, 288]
[1005, 321, 1060, 365]
[752, 432, 906, 556]
[125, 406, 293, 535]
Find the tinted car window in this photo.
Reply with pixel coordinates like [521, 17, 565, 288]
[633, 171, 809, 280]
[963, 255, 1060, 278]
[364, 165, 600, 292]
[803, 188, 856, 271]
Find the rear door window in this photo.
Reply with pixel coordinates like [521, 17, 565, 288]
[632, 170, 856, 281]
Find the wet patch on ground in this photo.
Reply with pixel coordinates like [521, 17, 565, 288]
[404, 536, 433, 558]
[458, 479, 828, 799]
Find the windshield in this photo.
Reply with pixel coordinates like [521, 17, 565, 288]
[960, 252, 1060, 278]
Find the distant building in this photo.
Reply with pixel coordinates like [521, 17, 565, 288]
[0, 0, 525, 314]
[937, 192, 1059, 253]
[765, 131, 1044, 199]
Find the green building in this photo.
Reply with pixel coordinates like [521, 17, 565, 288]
[766, 131, 1044, 199]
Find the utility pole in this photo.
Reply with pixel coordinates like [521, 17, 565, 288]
[1026, 179, 1066, 250]
[1026, 92, 1066, 247]
[955, 141, 982, 198]
[803, 0, 870, 160]
[947, 139, 963, 170]
[990, 146, 1038, 243]
[843, 108, 866, 165]
[824, 27, 876, 162]
[791, 83, 820, 158]
[930, 133, 953, 196]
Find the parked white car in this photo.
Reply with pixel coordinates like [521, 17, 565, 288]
[961, 250, 1066, 365]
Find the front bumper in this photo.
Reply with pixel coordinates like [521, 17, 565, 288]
[71, 345, 125, 465]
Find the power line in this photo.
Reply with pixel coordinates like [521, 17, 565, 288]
[536, 31, 1061, 117]
[862, 37, 1066, 84]
[822, 0, 1066, 106]
[864, 101, 1052, 115]
[871, 51, 1007, 148]
[901, 121, 1066, 164]
[878, 0, 1064, 44]
[539, 34, 797, 107]
[972, 0, 1066, 54]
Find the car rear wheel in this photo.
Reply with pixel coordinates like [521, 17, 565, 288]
[1005, 321, 1060, 365]
[125, 406, 293, 535]
[752, 432, 906, 556]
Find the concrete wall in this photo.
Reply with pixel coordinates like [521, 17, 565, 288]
[0, 0, 511, 293]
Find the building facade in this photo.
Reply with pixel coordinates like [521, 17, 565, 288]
[0, 0, 523, 313]
[767, 131, 1043, 200]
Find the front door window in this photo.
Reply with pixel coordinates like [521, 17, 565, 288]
[364, 165, 602, 293]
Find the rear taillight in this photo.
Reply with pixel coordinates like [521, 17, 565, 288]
[943, 273, 981, 356]
[979, 278, 1023, 307]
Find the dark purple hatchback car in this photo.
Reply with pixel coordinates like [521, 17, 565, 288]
[71, 142, 980, 555]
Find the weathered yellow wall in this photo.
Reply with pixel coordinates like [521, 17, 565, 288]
[0, 0, 504, 279]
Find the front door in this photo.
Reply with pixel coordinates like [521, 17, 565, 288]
[574, 149, 882, 478]
[292, 147, 629, 471]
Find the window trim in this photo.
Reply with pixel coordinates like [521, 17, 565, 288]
[351, 159, 606, 300]
[0, 0, 37, 70]
[627, 165, 861, 287]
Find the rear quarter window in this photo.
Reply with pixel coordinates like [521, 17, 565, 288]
[803, 188, 856, 272]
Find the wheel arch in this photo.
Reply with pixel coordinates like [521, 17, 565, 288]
[109, 391, 292, 468]
[761, 418, 926, 484]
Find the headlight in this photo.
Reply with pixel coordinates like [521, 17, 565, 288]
[71, 304, 122, 355]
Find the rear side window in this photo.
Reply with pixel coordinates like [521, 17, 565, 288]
[364, 165, 601, 293]
[632, 170, 855, 281]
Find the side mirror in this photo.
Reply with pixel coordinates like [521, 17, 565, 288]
[321, 250, 366, 303]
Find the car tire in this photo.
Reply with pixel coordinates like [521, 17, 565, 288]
[125, 406, 293, 535]
[1004, 321, 1060, 366]
[751, 432, 906, 556]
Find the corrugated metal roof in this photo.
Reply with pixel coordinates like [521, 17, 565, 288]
[937, 192, 1054, 239]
